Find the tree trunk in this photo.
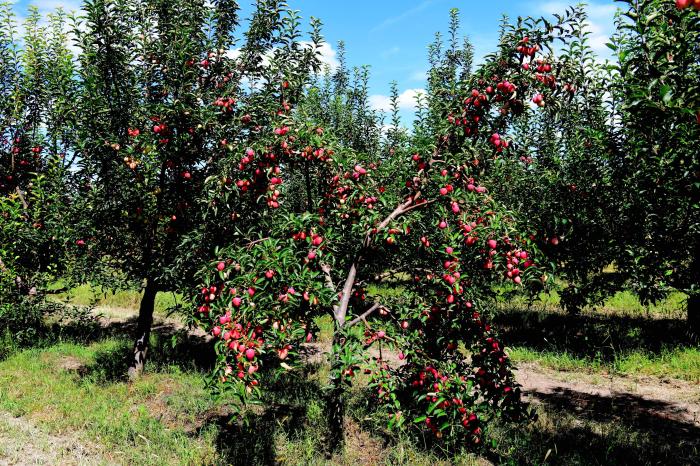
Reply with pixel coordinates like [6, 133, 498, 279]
[688, 293, 700, 340]
[325, 331, 346, 455]
[128, 279, 158, 379]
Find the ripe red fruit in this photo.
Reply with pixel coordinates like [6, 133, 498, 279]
[212, 326, 222, 337]
[676, 0, 691, 8]
[76, 239, 86, 246]
[245, 348, 256, 360]
[487, 239, 497, 249]
[232, 297, 242, 307]
[439, 220, 447, 229]
[216, 261, 225, 271]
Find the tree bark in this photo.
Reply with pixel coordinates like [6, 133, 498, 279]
[325, 332, 346, 455]
[128, 279, 158, 379]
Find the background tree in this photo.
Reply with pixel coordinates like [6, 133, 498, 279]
[484, 6, 621, 313]
[70, 0, 325, 376]
[0, 5, 77, 351]
[606, 0, 699, 333]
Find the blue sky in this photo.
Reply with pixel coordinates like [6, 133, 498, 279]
[9, 0, 618, 124]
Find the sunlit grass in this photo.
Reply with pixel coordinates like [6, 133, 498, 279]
[509, 346, 700, 382]
[49, 283, 183, 317]
[0, 340, 221, 465]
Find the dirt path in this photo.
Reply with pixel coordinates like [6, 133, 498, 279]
[516, 362, 700, 427]
[0, 413, 106, 466]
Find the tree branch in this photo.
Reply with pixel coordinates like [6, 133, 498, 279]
[15, 186, 28, 212]
[334, 140, 446, 329]
[346, 302, 383, 327]
[321, 262, 336, 292]
[245, 237, 269, 249]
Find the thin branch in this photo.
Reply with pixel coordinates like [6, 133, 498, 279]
[245, 237, 269, 249]
[346, 302, 383, 327]
[401, 197, 436, 215]
[15, 186, 28, 211]
[320, 262, 336, 292]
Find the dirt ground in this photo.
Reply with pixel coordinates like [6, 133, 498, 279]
[0, 413, 105, 466]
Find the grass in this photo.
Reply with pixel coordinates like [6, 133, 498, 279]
[508, 346, 700, 382]
[0, 335, 487, 465]
[496, 289, 688, 320]
[49, 282, 183, 317]
[0, 326, 696, 464]
[0, 282, 697, 464]
[0, 340, 222, 465]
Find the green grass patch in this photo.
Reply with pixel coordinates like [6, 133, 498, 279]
[0, 340, 222, 465]
[50, 284, 182, 316]
[509, 346, 700, 382]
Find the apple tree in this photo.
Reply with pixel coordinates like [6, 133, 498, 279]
[605, 0, 700, 332]
[191, 8, 587, 452]
[69, 0, 325, 376]
[479, 6, 622, 314]
[0, 5, 79, 348]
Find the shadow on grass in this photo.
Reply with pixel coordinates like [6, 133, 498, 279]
[191, 365, 328, 465]
[493, 387, 700, 465]
[79, 324, 217, 383]
[493, 307, 694, 361]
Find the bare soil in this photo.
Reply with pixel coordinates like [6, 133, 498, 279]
[0, 413, 107, 466]
[517, 361, 700, 427]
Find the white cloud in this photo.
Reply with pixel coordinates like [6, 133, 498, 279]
[225, 49, 242, 60]
[226, 42, 339, 72]
[312, 42, 340, 72]
[369, 88, 425, 112]
[36, 0, 82, 13]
